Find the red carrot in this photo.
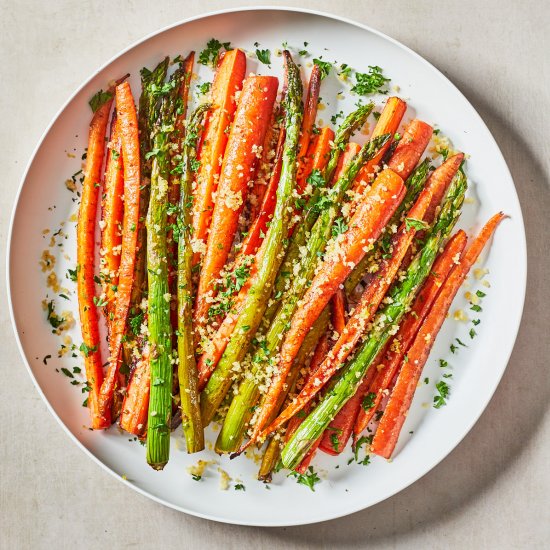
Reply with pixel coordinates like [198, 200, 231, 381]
[192, 49, 247, 266]
[193, 76, 278, 338]
[288, 290, 347, 471]
[387, 119, 433, 180]
[372, 213, 505, 458]
[77, 86, 116, 429]
[97, 81, 141, 428]
[119, 344, 150, 436]
[354, 230, 468, 436]
[295, 64, 322, 194]
[353, 97, 407, 191]
[100, 115, 124, 325]
[247, 114, 282, 222]
[246, 169, 405, 447]
[238, 126, 286, 258]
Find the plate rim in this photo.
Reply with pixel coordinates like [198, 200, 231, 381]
[6, 5, 527, 527]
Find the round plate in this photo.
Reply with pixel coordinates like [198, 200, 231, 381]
[7, 7, 526, 526]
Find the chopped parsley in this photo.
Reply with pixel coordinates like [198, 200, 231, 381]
[361, 392, 376, 411]
[197, 81, 212, 95]
[331, 217, 348, 237]
[234, 483, 246, 491]
[433, 380, 450, 409]
[46, 300, 65, 329]
[306, 168, 325, 188]
[198, 38, 232, 67]
[313, 58, 332, 79]
[89, 89, 113, 113]
[79, 342, 98, 357]
[352, 435, 372, 465]
[255, 48, 271, 65]
[288, 466, 321, 491]
[351, 66, 390, 95]
[405, 217, 429, 231]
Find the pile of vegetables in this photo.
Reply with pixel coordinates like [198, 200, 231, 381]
[74, 42, 504, 480]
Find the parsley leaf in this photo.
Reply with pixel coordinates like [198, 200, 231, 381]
[288, 466, 321, 491]
[405, 217, 429, 231]
[313, 58, 332, 79]
[198, 38, 232, 67]
[256, 49, 271, 65]
[361, 392, 376, 411]
[89, 89, 113, 113]
[351, 66, 390, 95]
[433, 380, 450, 409]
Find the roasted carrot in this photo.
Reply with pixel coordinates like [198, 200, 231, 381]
[319, 366, 378, 455]
[387, 119, 433, 180]
[237, 125, 285, 258]
[292, 290, 347, 470]
[77, 86, 117, 429]
[269, 152, 464, 436]
[247, 112, 282, 222]
[354, 97, 407, 190]
[119, 344, 150, 436]
[192, 49, 247, 266]
[193, 75, 279, 339]
[354, 229, 468, 436]
[372, 213, 505, 458]
[242, 169, 405, 450]
[100, 115, 124, 325]
[296, 64, 322, 194]
[97, 81, 141, 428]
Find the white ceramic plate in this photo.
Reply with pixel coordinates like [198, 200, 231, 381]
[7, 7, 526, 526]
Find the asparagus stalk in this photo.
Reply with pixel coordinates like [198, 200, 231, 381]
[281, 169, 467, 468]
[215, 133, 391, 453]
[122, 58, 169, 369]
[265, 104, 374, 322]
[344, 158, 432, 295]
[145, 66, 183, 470]
[200, 51, 304, 426]
[176, 105, 210, 453]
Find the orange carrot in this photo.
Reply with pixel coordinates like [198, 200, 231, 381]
[295, 64, 322, 193]
[97, 81, 141, 428]
[192, 49, 247, 266]
[119, 344, 150, 436]
[300, 126, 336, 189]
[354, 97, 407, 191]
[77, 86, 116, 429]
[193, 76, 279, 337]
[319, 365, 378, 455]
[100, 115, 124, 325]
[354, 230, 468, 436]
[245, 169, 405, 447]
[238, 126, 285, 258]
[247, 113, 281, 222]
[293, 290, 347, 470]
[387, 119, 433, 180]
[372, 213, 505, 458]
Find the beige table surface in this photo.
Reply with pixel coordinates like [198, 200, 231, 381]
[1, 1, 549, 548]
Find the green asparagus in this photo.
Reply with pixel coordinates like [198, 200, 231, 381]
[176, 105, 210, 453]
[145, 66, 183, 469]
